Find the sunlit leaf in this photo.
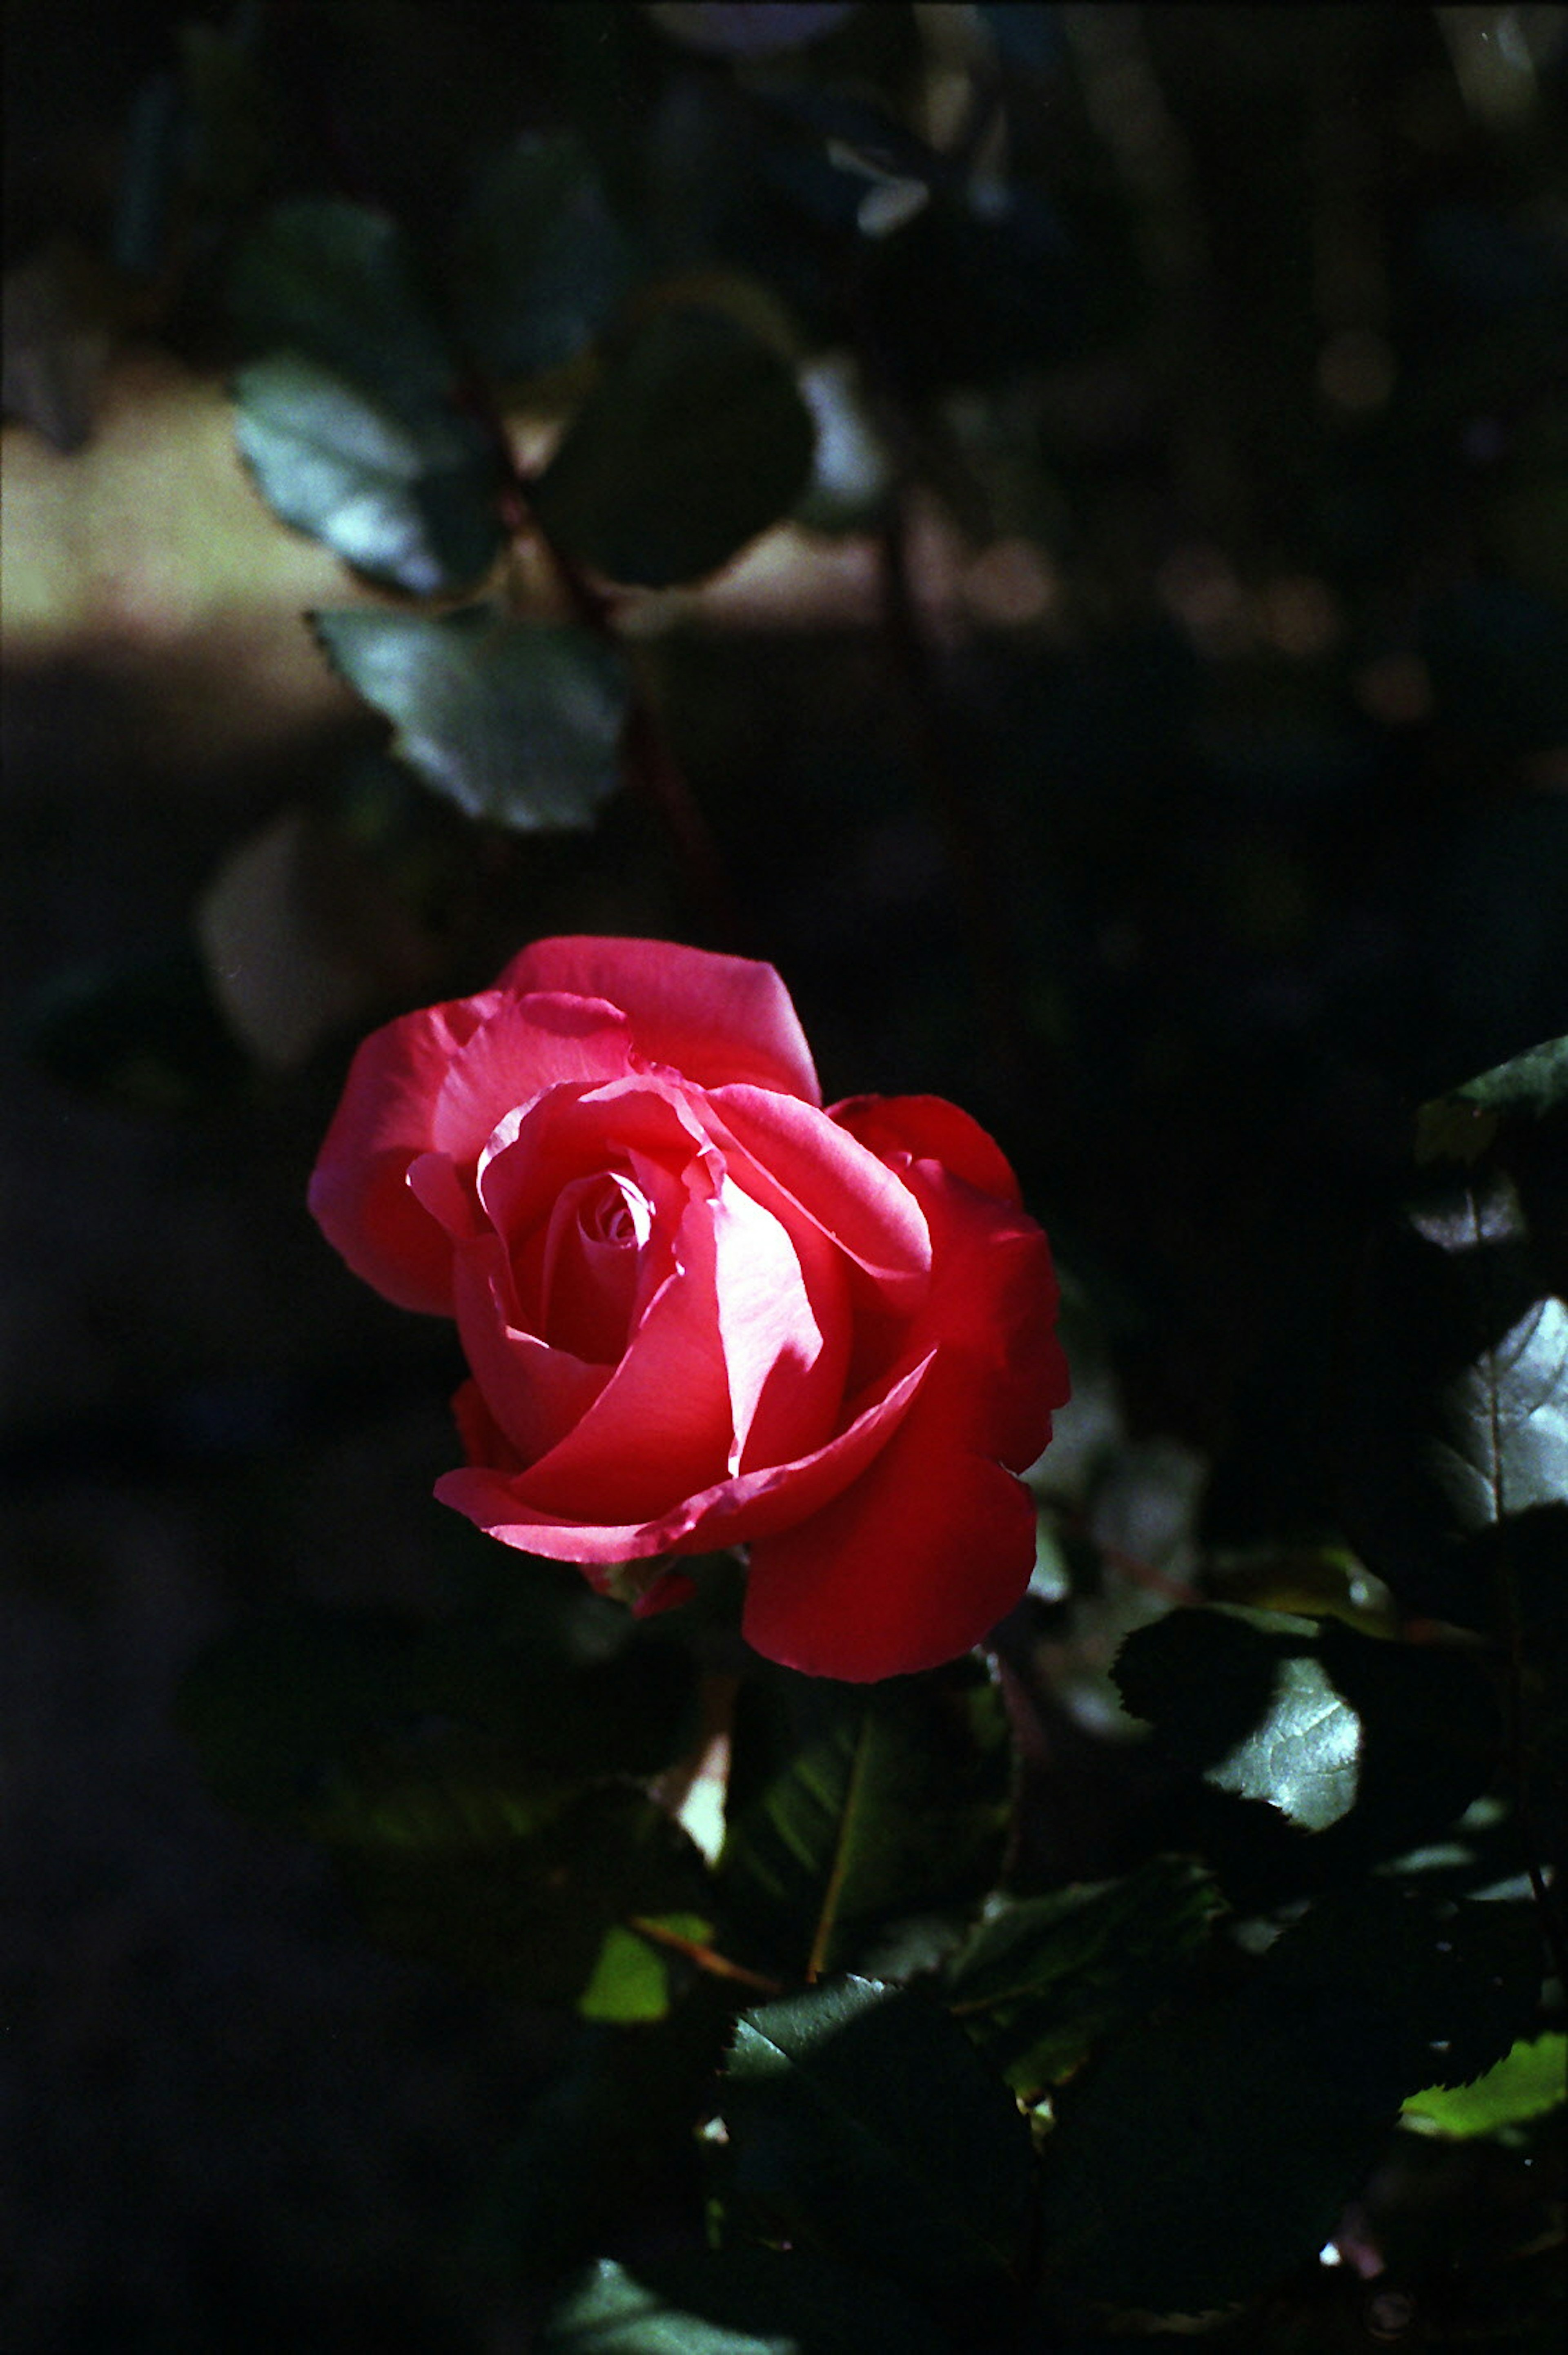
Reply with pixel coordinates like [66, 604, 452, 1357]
[312, 602, 628, 829]
[723, 1977, 1032, 2312]
[453, 131, 633, 383]
[716, 1659, 1011, 1981]
[1404, 2031, 1566, 2138]
[1113, 1607, 1501, 1869]
[946, 1859, 1222, 2097]
[539, 2249, 948, 2355]
[530, 306, 816, 586]
[234, 353, 500, 594]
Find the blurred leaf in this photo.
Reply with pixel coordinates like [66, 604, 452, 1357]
[1114, 1607, 1501, 1867]
[723, 1977, 1032, 2310]
[452, 131, 633, 383]
[1404, 2032, 1566, 2139]
[15, 940, 249, 1112]
[946, 1859, 1222, 2098]
[530, 306, 816, 586]
[176, 1595, 700, 1831]
[234, 353, 500, 594]
[716, 1659, 1011, 1981]
[312, 602, 628, 828]
[229, 198, 458, 412]
[1417, 1034, 1568, 1167]
[313, 1738, 711, 2014]
[1040, 1884, 1543, 2312]
[539, 2248, 949, 2355]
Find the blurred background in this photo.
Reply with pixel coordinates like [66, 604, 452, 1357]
[3, 4, 1566, 2347]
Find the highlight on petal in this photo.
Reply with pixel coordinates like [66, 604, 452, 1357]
[307, 990, 500, 1313]
[706, 1084, 931, 1303]
[432, 990, 633, 1163]
[496, 936, 822, 1104]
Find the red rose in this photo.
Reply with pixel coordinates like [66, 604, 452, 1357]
[308, 937, 1068, 1680]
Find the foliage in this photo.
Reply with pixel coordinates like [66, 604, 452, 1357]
[10, 1, 1568, 2349]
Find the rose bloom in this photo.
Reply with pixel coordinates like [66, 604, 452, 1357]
[309, 938, 1067, 1680]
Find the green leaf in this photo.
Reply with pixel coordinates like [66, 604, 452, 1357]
[1417, 1034, 1568, 1166]
[538, 2249, 951, 2355]
[1113, 1607, 1501, 1871]
[1039, 1884, 1544, 2312]
[530, 307, 816, 586]
[312, 1740, 712, 2015]
[945, 1860, 1222, 2099]
[312, 603, 629, 829]
[227, 198, 503, 590]
[229, 197, 459, 410]
[722, 1977, 1033, 2310]
[715, 1659, 1012, 1981]
[1404, 2032, 1566, 2138]
[1334, 1164, 1568, 1631]
[453, 131, 633, 382]
[234, 353, 501, 594]
[176, 1595, 700, 1832]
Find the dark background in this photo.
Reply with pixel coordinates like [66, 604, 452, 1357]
[4, 4, 1566, 2347]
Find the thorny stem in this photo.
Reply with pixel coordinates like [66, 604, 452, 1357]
[627, 1917, 783, 1999]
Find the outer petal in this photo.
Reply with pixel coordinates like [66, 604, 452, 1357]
[705, 1084, 931, 1303]
[496, 937, 822, 1105]
[740, 1369, 1040, 1680]
[307, 991, 501, 1314]
[831, 1094, 1022, 1209]
[431, 991, 633, 1161]
[434, 1355, 933, 1564]
[740, 1159, 1069, 1680]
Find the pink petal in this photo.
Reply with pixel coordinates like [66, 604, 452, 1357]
[307, 991, 501, 1314]
[432, 991, 633, 1161]
[705, 1085, 931, 1303]
[741, 1364, 1041, 1680]
[435, 1353, 932, 1563]
[451, 1236, 614, 1462]
[495, 937, 822, 1105]
[831, 1094, 1022, 1208]
[710, 1176, 848, 1473]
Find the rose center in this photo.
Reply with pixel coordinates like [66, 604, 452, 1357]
[535, 1168, 655, 1362]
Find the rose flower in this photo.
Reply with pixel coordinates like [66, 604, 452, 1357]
[309, 937, 1067, 1680]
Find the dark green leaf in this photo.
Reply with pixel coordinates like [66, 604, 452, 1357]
[946, 1860, 1222, 2098]
[530, 307, 816, 586]
[1113, 1607, 1501, 1871]
[470, 2000, 734, 2295]
[234, 353, 500, 594]
[1334, 1164, 1568, 1630]
[314, 1740, 712, 2016]
[716, 1659, 1011, 1981]
[453, 131, 633, 382]
[176, 1596, 700, 1831]
[312, 603, 628, 829]
[538, 2249, 950, 2355]
[724, 1978, 1031, 2311]
[229, 197, 458, 410]
[1417, 1034, 1568, 1166]
[1040, 1884, 1544, 2312]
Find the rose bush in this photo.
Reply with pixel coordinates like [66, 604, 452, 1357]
[309, 937, 1067, 1678]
